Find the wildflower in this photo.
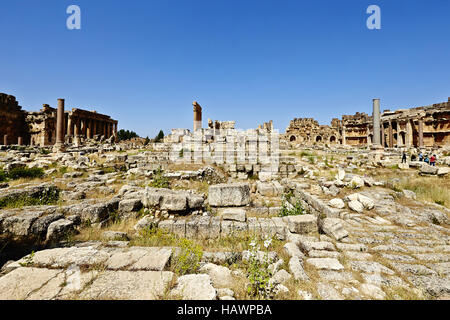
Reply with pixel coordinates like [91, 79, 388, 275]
[264, 239, 272, 249]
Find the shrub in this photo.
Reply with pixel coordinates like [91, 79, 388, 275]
[0, 170, 7, 182]
[59, 166, 68, 175]
[172, 238, 203, 275]
[279, 192, 305, 217]
[246, 237, 275, 299]
[150, 168, 170, 188]
[6, 167, 45, 180]
[0, 186, 59, 209]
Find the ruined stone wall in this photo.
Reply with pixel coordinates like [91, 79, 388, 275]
[1, 93, 118, 147]
[284, 98, 450, 148]
[284, 118, 341, 145]
[26, 105, 57, 146]
[0, 93, 28, 145]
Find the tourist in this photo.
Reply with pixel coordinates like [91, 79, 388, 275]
[430, 154, 436, 166]
[418, 152, 423, 161]
[411, 154, 416, 161]
[402, 152, 407, 163]
[424, 154, 429, 164]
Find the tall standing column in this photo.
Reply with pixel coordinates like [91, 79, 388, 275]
[67, 116, 73, 136]
[381, 123, 385, 147]
[366, 126, 371, 147]
[406, 119, 412, 147]
[193, 101, 202, 131]
[74, 118, 79, 136]
[56, 99, 65, 145]
[342, 126, 346, 145]
[86, 119, 92, 139]
[3, 135, 8, 146]
[372, 98, 381, 146]
[388, 120, 394, 148]
[18, 137, 23, 146]
[418, 119, 424, 148]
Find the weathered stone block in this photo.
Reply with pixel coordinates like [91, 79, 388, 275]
[282, 214, 317, 234]
[208, 183, 250, 207]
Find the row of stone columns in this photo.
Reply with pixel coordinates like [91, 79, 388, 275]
[65, 117, 117, 139]
[379, 119, 424, 148]
[371, 99, 426, 149]
[1, 135, 25, 146]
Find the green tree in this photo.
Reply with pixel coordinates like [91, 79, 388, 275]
[154, 130, 164, 143]
[117, 129, 139, 141]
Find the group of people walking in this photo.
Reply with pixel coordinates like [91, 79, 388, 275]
[403, 151, 437, 166]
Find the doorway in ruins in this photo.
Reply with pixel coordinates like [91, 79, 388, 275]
[315, 136, 322, 143]
[329, 136, 336, 144]
[290, 135, 296, 142]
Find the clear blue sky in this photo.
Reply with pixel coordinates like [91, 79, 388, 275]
[1, 0, 449, 137]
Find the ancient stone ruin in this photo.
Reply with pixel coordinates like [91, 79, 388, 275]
[1, 93, 118, 147]
[284, 97, 450, 148]
[0, 96, 449, 301]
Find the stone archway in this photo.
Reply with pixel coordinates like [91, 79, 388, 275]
[316, 135, 322, 143]
[329, 136, 336, 144]
[290, 135, 296, 142]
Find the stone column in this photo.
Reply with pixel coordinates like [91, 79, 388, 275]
[372, 98, 381, 146]
[74, 118, 79, 136]
[342, 126, 346, 145]
[67, 116, 73, 136]
[193, 101, 202, 131]
[92, 120, 97, 137]
[381, 123, 385, 147]
[86, 119, 92, 139]
[73, 118, 80, 146]
[388, 120, 394, 148]
[3, 135, 7, 146]
[83, 119, 88, 137]
[114, 123, 118, 137]
[418, 119, 424, 148]
[56, 99, 65, 145]
[18, 137, 23, 146]
[406, 119, 413, 147]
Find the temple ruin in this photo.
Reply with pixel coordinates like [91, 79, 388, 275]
[284, 97, 450, 148]
[0, 93, 118, 147]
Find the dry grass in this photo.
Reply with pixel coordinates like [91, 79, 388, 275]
[166, 163, 206, 171]
[171, 180, 210, 195]
[74, 217, 140, 243]
[367, 168, 450, 208]
[383, 286, 426, 300]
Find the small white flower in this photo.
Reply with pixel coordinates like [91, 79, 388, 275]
[249, 240, 257, 248]
[264, 239, 272, 248]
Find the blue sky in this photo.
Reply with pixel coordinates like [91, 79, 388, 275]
[1, 0, 449, 137]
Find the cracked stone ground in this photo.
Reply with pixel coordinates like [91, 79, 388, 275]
[0, 147, 449, 300]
